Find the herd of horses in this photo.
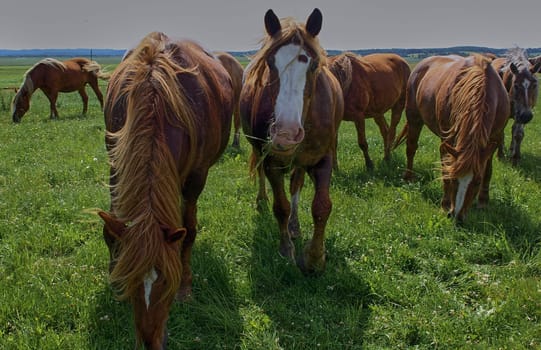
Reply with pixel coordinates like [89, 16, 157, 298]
[9, 8, 541, 349]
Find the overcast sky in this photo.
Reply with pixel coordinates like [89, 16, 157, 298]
[2, 0, 540, 51]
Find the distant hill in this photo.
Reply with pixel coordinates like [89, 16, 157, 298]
[2, 46, 540, 60]
[0, 48, 126, 57]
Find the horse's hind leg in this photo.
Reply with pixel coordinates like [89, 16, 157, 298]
[88, 79, 104, 110]
[177, 171, 207, 301]
[387, 103, 404, 161]
[354, 117, 374, 170]
[403, 112, 423, 181]
[373, 114, 391, 162]
[231, 105, 241, 148]
[78, 88, 89, 115]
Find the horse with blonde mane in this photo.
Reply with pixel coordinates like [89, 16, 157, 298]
[240, 9, 343, 274]
[98, 32, 233, 349]
[215, 51, 244, 148]
[491, 48, 540, 165]
[12, 57, 109, 122]
[395, 55, 509, 222]
[329, 52, 410, 169]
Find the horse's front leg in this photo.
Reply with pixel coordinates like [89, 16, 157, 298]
[43, 89, 59, 119]
[297, 154, 333, 275]
[509, 121, 524, 166]
[265, 162, 295, 261]
[354, 116, 374, 170]
[288, 167, 305, 239]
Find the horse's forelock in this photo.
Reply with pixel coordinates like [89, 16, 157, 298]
[505, 47, 530, 71]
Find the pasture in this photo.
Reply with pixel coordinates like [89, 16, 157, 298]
[0, 59, 540, 349]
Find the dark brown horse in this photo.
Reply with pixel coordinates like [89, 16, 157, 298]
[240, 9, 343, 274]
[491, 48, 540, 165]
[99, 32, 233, 349]
[329, 52, 410, 169]
[215, 51, 244, 148]
[12, 57, 108, 122]
[396, 55, 509, 222]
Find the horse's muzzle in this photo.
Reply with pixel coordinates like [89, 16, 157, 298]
[515, 110, 533, 124]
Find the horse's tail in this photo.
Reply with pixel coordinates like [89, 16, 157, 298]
[393, 122, 408, 149]
[442, 55, 492, 180]
[83, 61, 111, 80]
[105, 33, 196, 301]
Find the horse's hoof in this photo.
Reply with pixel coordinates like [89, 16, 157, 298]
[296, 253, 325, 276]
[288, 221, 301, 239]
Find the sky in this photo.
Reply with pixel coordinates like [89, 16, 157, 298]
[2, 0, 540, 51]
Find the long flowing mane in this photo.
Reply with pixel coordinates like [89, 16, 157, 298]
[328, 52, 354, 94]
[442, 55, 492, 179]
[105, 34, 198, 301]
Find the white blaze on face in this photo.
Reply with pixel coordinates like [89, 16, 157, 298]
[454, 172, 473, 217]
[143, 267, 158, 310]
[273, 44, 311, 127]
[523, 79, 531, 103]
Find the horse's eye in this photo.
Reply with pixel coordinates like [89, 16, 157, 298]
[298, 54, 309, 63]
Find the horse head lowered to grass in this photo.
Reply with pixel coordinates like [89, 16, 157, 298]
[240, 8, 343, 274]
[395, 55, 509, 223]
[99, 32, 233, 349]
[12, 57, 109, 122]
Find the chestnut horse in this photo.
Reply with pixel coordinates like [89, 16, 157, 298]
[240, 9, 343, 274]
[215, 51, 244, 148]
[491, 48, 540, 165]
[12, 57, 109, 122]
[329, 52, 410, 169]
[396, 55, 509, 222]
[99, 32, 233, 349]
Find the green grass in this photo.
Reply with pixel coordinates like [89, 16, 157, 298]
[0, 63, 540, 349]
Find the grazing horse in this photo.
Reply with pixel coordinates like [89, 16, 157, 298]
[329, 52, 410, 169]
[215, 51, 244, 148]
[12, 57, 108, 122]
[396, 55, 509, 222]
[98, 32, 233, 349]
[240, 8, 343, 274]
[491, 48, 540, 165]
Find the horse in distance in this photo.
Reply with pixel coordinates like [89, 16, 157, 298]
[491, 48, 540, 165]
[12, 57, 109, 122]
[329, 52, 410, 170]
[215, 51, 244, 148]
[240, 8, 343, 274]
[99, 32, 233, 349]
[396, 55, 509, 223]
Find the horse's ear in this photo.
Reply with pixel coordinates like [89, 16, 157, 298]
[98, 211, 126, 239]
[532, 61, 541, 74]
[510, 62, 519, 75]
[306, 8, 323, 37]
[162, 226, 187, 244]
[264, 9, 281, 37]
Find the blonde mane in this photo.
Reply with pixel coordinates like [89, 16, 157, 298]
[105, 33, 198, 301]
[442, 55, 492, 179]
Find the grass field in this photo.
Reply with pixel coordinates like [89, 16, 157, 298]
[0, 59, 540, 349]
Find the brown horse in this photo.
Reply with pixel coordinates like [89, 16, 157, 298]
[12, 57, 109, 122]
[491, 48, 540, 165]
[240, 9, 343, 274]
[329, 52, 410, 169]
[215, 51, 244, 148]
[396, 55, 509, 222]
[98, 32, 233, 349]
[529, 55, 541, 71]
